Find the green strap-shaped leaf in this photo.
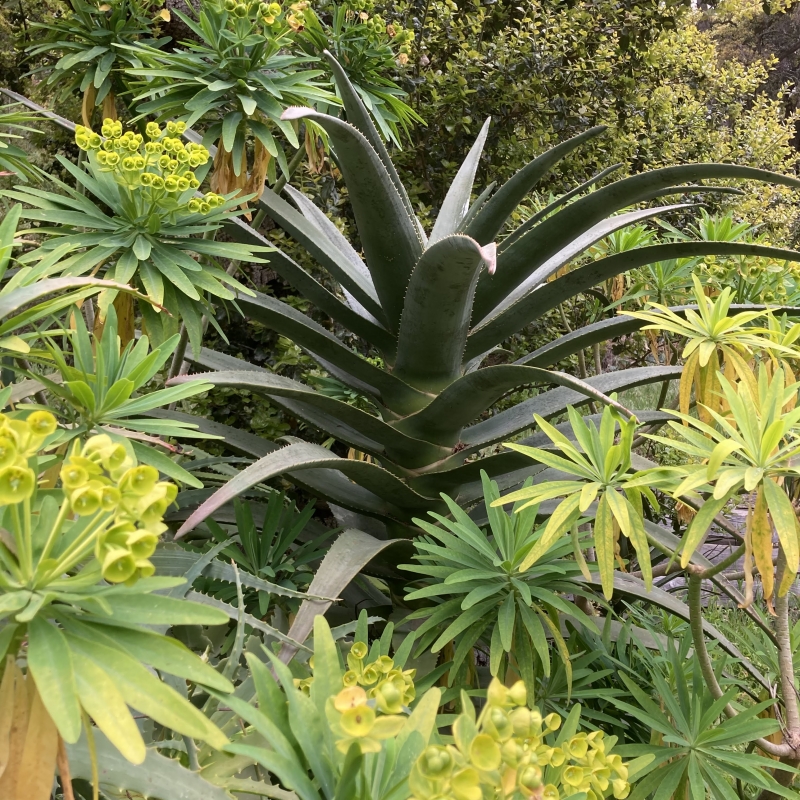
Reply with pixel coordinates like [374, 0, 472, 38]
[430, 119, 491, 244]
[467, 243, 800, 359]
[499, 163, 624, 252]
[26, 618, 82, 743]
[86, 592, 230, 626]
[236, 290, 428, 414]
[95, 627, 233, 693]
[282, 107, 422, 330]
[277, 529, 399, 664]
[65, 728, 232, 800]
[576, 572, 770, 691]
[473, 163, 800, 321]
[176, 439, 443, 536]
[64, 625, 229, 749]
[323, 50, 419, 230]
[394, 234, 495, 392]
[465, 125, 607, 245]
[171, 369, 446, 468]
[395, 364, 638, 445]
[458, 366, 681, 451]
[227, 219, 397, 360]
[254, 186, 385, 322]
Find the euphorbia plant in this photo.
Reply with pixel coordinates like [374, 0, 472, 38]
[220, 614, 646, 800]
[6, 119, 262, 353]
[0, 412, 232, 799]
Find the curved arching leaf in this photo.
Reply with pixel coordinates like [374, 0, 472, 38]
[458, 366, 681, 451]
[255, 186, 384, 322]
[323, 50, 419, 232]
[395, 365, 638, 445]
[235, 290, 429, 414]
[170, 370, 447, 467]
[466, 242, 800, 358]
[225, 216, 396, 355]
[282, 107, 423, 329]
[473, 164, 800, 320]
[394, 234, 495, 392]
[577, 572, 769, 691]
[516, 300, 800, 369]
[176, 439, 443, 536]
[472, 203, 692, 335]
[465, 125, 607, 245]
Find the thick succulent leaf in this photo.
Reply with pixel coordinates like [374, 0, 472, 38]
[408, 411, 672, 496]
[576, 572, 770, 691]
[394, 234, 495, 391]
[225, 216, 396, 355]
[323, 50, 419, 232]
[170, 370, 447, 467]
[500, 163, 624, 251]
[235, 290, 429, 414]
[467, 242, 800, 358]
[255, 187, 384, 322]
[176, 439, 443, 536]
[465, 125, 607, 245]
[395, 365, 639, 445]
[458, 366, 681, 451]
[66, 729, 232, 800]
[282, 107, 423, 330]
[277, 528, 399, 664]
[148, 408, 277, 458]
[472, 204, 691, 333]
[473, 163, 800, 320]
[429, 119, 491, 244]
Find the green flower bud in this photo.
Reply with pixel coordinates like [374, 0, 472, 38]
[177, 177, 190, 192]
[417, 745, 454, 779]
[234, 3, 248, 15]
[120, 465, 159, 496]
[71, 484, 102, 516]
[350, 641, 368, 660]
[102, 546, 137, 583]
[519, 765, 543, 791]
[0, 465, 34, 504]
[374, 680, 403, 713]
[151, 176, 165, 189]
[61, 464, 89, 490]
[106, 152, 120, 167]
[563, 765, 584, 788]
[199, 201, 211, 214]
[187, 199, 201, 213]
[27, 410, 57, 438]
[164, 176, 179, 192]
[126, 528, 159, 559]
[140, 172, 153, 186]
[189, 177, 200, 189]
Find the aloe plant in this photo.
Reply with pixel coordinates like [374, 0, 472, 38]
[171, 53, 800, 543]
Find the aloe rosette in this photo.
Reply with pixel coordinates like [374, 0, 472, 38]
[170, 53, 800, 545]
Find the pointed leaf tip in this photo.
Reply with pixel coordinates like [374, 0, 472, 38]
[481, 242, 497, 275]
[281, 106, 314, 121]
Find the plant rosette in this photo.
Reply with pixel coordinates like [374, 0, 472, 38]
[0, 418, 233, 799]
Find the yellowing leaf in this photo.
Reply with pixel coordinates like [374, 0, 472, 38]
[16, 681, 58, 800]
[762, 477, 799, 595]
[751, 486, 775, 614]
[594, 494, 615, 600]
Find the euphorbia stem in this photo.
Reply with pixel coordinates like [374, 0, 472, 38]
[775, 550, 800, 732]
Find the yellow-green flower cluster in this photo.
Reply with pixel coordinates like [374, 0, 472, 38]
[59, 434, 176, 584]
[297, 641, 416, 712]
[409, 679, 631, 800]
[326, 685, 406, 754]
[74, 119, 225, 214]
[0, 411, 58, 505]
